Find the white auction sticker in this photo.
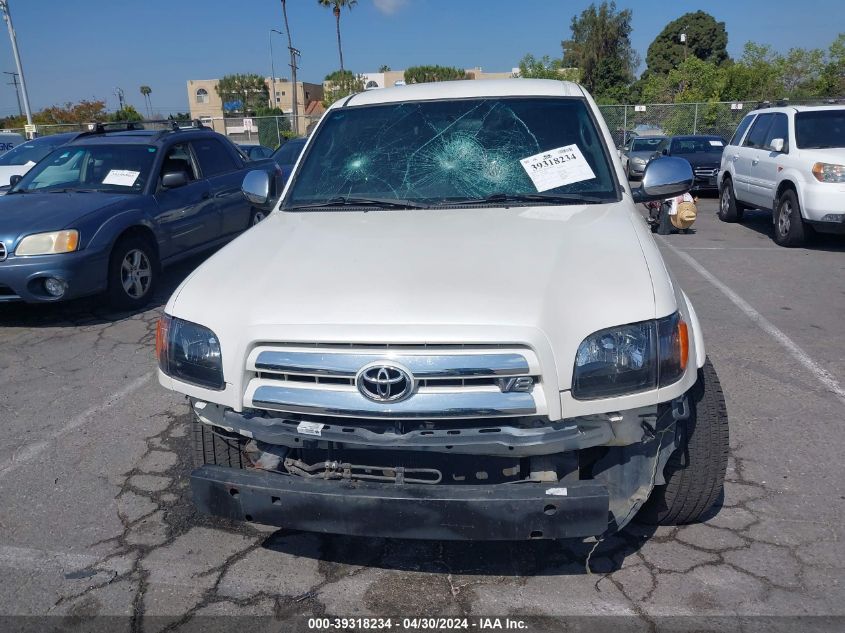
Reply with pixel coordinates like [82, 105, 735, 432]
[102, 169, 140, 187]
[709, 140, 724, 147]
[520, 145, 596, 192]
[545, 487, 568, 496]
[297, 421, 324, 437]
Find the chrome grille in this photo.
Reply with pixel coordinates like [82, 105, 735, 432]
[244, 344, 544, 420]
[0, 242, 6, 262]
[694, 167, 718, 178]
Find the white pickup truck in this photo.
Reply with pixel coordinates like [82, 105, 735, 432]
[156, 79, 729, 541]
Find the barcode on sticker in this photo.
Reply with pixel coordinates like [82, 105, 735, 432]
[297, 421, 324, 437]
[546, 487, 568, 496]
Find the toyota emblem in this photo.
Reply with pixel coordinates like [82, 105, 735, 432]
[356, 363, 414, 403]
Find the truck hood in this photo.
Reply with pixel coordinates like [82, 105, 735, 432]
[170, 202, 671, 390]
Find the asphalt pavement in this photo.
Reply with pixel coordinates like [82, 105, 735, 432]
[0, 197, 843, 632]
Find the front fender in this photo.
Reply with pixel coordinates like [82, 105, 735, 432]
[83, 205, 157, 253]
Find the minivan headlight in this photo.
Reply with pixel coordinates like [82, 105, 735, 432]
[156, 315, 224, 390]
[15, 230, 79, 256]
[572, 313, 689, 400]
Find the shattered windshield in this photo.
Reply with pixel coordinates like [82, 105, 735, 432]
[284, 97, 618, 209]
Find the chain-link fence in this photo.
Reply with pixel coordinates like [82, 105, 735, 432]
[598, 98, 845, 147]
[1, 114, 322, 148]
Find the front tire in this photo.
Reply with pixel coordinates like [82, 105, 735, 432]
[718, 180, 744, 222]
[250, 208, 269, 226]
[638, 358, 729, 526]
[774, 189, 807, 247]
[107, 235, 158, 310]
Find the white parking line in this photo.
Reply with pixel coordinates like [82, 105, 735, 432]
[660, 239, 845, 406]
[0, 372, 154, 479]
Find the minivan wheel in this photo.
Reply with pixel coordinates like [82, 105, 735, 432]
[774, 189, 806, 247]
[718, 180, 743, 222]
[107, 235, 158, 309]
[638, 358, 729, 526]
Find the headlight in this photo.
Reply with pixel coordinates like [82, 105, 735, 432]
[812, 163, 845, 183]
[632, 157, 646, 165]
[572, 313, 689, 399]
[15, 230, 79, 256]
[156, 315, 224, 390]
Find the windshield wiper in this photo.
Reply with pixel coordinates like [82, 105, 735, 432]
[439, 192, 610, 207]
[285, 196, 429, 211]
[48, 188, 97, 193]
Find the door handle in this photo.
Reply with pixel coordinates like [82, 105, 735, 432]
[751, 158, 760, 166]
[731, 154, 740, 161]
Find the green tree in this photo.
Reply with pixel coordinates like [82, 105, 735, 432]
[778, 47, 825, 98]
[215, 73, 269, 115]
[819, 33, 845, 96]
[378, 64, 391, 72]
[318, 0, 358, 73]
[517, 54, 580, 81]
[645, 11, 729, 76]
[561, 1, 638, 100]
[108, 105, 143, 122]
[403, 65, 467, 83]
[322, 69, 365, 106]
[139, 85, 152, 118]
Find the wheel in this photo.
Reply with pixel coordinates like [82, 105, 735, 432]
[638, 358, 729, 526]
[718, 179, 744, 222]
[774, 189, 807, 247]
[193, 413, 247, 469]
[107, 235, 157, 309]
[250, 208, 269, 226]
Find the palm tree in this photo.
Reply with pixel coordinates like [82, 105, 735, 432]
[317, 0, 357, 73]
[139, 85, 152, 118]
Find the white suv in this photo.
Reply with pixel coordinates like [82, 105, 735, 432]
[718, 105, 845, 246]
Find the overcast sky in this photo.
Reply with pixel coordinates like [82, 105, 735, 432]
[0, 0, 841, 117]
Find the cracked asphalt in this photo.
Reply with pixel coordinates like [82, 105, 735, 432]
[0, 199, 843, 632]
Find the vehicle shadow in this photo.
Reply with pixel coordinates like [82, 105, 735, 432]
[260, 489, 724, 576]
[736, 208, 845, 252]
[0, 252, 211, 328]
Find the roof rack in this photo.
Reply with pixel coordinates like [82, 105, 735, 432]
[150, 119, 209, 140]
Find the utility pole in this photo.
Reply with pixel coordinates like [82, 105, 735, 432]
[280, 0, 300, 136]
[4, 70, 21, 116]
[0, 0, 33, 132]
[114, 87, 125, 111]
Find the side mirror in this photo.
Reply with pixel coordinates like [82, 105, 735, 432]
[632, 156, 694, 203]
[161, 172, 188, 189]
[241, 169, 273, 209]
[769, 138, 785, 153]
[661, 148, 669, 155]
[9, 174, 22, 187]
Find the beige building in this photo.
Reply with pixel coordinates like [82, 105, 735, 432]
[186, 78, 324, 120]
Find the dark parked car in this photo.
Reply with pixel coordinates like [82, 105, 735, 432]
[270, 137, 307, 184]
[0, 124, 279, 308]
[651, 135, 727, 192]
[238, 144, 274, 160]
[619, 135, 665, 180]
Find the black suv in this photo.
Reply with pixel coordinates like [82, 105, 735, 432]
[0, 122, 281, 308]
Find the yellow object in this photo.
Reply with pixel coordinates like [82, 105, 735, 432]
[671, 200, 697, 229]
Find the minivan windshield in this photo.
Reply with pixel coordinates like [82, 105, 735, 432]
[795, 110, 845, 149]
[10, 144, 156, 194]
[670, 138, 725, 154]
[284, 97, 618, 209]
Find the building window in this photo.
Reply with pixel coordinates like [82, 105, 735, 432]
[366, 80, 379, 89]
[196, 88, 209, 104]
[305, 91, 310, 100]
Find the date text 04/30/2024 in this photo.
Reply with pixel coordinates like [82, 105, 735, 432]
[306, 617, 529, 630]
